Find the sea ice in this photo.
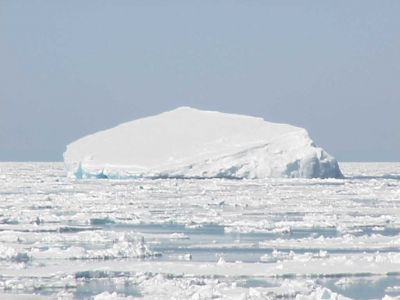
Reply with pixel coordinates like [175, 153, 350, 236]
[64, 107, 342, 179]
[1, 162, 399, 299]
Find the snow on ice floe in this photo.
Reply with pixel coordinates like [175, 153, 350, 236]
[64, 107, 343, 179]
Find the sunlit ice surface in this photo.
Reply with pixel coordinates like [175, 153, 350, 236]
[0, 162, 399, 299]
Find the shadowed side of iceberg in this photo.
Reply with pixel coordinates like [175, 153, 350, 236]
[147, 136, 343, 179]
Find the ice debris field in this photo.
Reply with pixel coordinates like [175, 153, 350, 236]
[0, 162, 400, 299]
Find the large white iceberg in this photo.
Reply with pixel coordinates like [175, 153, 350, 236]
[64, 107, 343, 179]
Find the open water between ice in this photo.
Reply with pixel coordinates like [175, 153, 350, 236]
[0, 162, 399, 299]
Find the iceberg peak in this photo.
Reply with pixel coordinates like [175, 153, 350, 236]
[64, 107, 343, 179]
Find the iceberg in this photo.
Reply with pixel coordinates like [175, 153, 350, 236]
[63, 107, 343, 179]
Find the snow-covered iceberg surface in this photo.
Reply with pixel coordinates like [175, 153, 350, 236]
[64, 107, 343, 179]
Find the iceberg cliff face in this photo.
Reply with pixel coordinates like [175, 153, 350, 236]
[64, 107, 343, 179]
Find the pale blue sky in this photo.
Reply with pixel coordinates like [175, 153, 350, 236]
[1, 0, 399, 161]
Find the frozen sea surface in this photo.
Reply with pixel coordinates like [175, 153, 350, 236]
[0, 162, 399, 299]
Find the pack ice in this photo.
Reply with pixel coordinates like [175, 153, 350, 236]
[64, 107, 343, 179]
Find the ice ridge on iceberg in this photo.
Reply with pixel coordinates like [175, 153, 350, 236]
[63, 107, 343, 179]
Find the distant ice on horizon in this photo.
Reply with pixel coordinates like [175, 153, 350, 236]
[63, 107, 343, 179]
